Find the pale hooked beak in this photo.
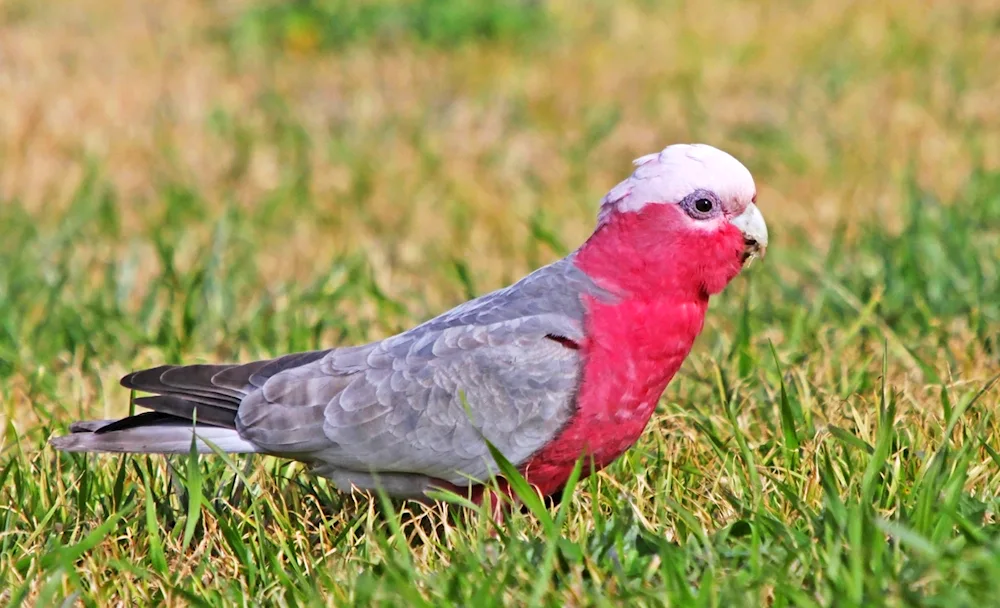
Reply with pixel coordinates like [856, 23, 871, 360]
[730, 202, 768, 265]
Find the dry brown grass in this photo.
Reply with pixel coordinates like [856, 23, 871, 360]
[5, 0, 1000, 226]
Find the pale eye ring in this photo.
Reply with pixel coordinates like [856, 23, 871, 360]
[681, 189, 721, 220]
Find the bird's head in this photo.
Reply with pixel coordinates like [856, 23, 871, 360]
[578, 143, 768, 300]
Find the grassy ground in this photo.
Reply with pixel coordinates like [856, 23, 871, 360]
[2, 0, 1000, 604]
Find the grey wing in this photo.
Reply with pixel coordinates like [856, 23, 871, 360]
[235, 313, 582, 486]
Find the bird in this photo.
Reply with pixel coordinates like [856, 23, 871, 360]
[51, 143, 768, 506]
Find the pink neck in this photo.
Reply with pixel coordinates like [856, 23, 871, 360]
[574, 212, 709, 381]
[575, 208, 716, 304]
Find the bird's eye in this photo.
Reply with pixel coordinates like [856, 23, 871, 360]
[682, 190, 720, 219]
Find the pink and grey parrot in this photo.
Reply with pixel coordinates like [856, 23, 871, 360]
[51, 143, 768, 504]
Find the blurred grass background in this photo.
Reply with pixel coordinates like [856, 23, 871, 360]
[2, 0, 1000, 605]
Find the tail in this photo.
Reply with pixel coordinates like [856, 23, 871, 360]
[49, 350, 329, 455]
[50, 419, 260, 454]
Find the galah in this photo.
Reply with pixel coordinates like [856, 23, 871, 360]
[51, 143, 768, 504]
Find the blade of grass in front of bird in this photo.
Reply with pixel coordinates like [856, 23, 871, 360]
[770, 341, 801, 469]
[181, 419, 203, 552]
[372, 486, 432, 608]
[111, 453, 130, 512]
[715, 362, 762, 507]
[138, 461, 168, 574]
[528, 455, 583, 607]
[460, 389, 556, 534]
[214, 508, 253, 581]
[423, 485, 481, 511]
[861, 347, 895, 507]
[484, 438, 554, 534]
[200, 434, 278, 585]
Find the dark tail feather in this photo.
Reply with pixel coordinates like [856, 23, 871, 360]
[119, 350, 330, 407]
[51, 351, 331, 455]
[121, 364, 245, 409]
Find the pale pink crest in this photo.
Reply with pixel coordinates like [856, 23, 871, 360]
[597, 144, 756, 225]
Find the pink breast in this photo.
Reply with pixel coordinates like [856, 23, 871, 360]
[519, 294, 707, 496]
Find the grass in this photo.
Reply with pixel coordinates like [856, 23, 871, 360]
[2, 0, 1000, 604]
[220, 0, 549, 53]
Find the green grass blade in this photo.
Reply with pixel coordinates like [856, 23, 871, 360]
[181, 423, 204, 553]
[138, 461, 168, 574]
[770, 341, 801, 468]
